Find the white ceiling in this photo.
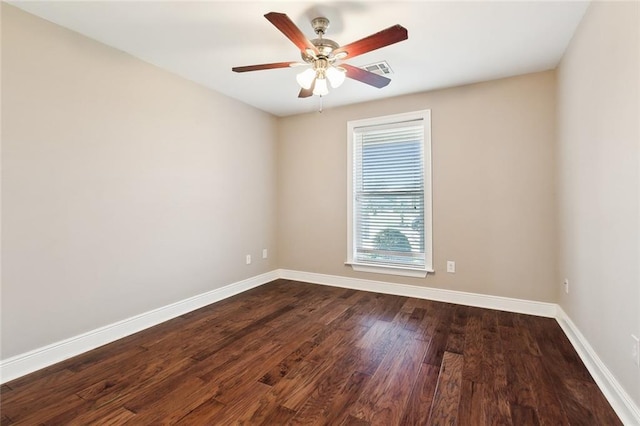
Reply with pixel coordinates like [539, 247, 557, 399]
[10, 1, 589, 117]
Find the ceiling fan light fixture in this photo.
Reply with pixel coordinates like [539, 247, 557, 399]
[296, 68, 316, 90]
[326, 66, 346, 88]
[313, 77, 329, 96]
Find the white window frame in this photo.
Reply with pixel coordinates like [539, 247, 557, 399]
[346, 110, 433, 278]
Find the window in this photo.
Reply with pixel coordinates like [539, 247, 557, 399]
[347, 110, 432, 277]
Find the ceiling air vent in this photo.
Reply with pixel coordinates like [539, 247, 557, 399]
[361, 61, 393, 75]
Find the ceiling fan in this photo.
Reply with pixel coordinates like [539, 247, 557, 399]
[232, 12, 408, 98]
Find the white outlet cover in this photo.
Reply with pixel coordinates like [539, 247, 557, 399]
[446, 261, 455, 273]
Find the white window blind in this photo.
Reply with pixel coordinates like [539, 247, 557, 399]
[354, 120, 425, 267]
[347, 110, 432, 277]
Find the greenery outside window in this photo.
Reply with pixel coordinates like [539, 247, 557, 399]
[346, 110, 433, 277]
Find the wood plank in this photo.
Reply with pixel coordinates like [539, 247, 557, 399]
[306, 322, 370, 367]
[526, 316, 621, 424]
[315, 302, 351, 325]
[522, 354, 570, 425]
[483, 377, 513, 426]
[194, 380, 272, 424]
[403, 307, 426, 332]
[529, 316, 592, 382]
[190, 304, 295, 361]
[423, 304, 454, 366]
[427, 351, 464, 425]
[352, 320, 396, 376]
[481, 311, 512, 425]
[512, 314, 542, 356]
[562, 378, 623, 425]
[510, 404, 540, 425]
[217, 384, 276, 424]
[399, 363, 440, 426]
[348, 335, 429, 424]
[457, 380, 485, 426]
[173, 398, 225, 425]
[503, 345, 537, 408]
[1, 369, 80, 422]
[197, 320, 326, 405]
[340, 288, 359, 299]
[258, 404, 297, 424]
[258, 339, 318, 386]
[321, 371, 371, 426]
[376, 294, 408, 322]
[66, 405, 137, 425]
[211, 342, 312, 406]
[9, 394, 86, 425]
[122, 376, 212, 423]
[287, 351, 363, 423]
[410, 302, 441, 343]
[75, 355, 197, 408]
[496, 310, 515, 327]
[279, 355, 356, 412]
[251, 323, 370, 419]
[445, 305, 469, 354]
[341, 414, 371, 425]
[462, 308, 484, 382]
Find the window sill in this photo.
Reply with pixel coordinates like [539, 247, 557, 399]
[345, 262, 433, 278]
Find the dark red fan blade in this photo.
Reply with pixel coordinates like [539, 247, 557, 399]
[341, 64, 391, 88]
[334, 25, 408, 59]
[298, 80, 315, 98]
[232, 61, 298, 72]
[265, 12, 319, 55]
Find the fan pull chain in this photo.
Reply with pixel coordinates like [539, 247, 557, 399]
[319, 95, 323, 113]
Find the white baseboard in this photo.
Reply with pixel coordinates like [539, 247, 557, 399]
[279, 269, 557, 317]
[0, 270, 279, 384]
[556, 307, 640, 425]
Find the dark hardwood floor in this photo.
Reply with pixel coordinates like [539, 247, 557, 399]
[0, 280, 621, 425]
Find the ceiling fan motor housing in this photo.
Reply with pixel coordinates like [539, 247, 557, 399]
[311, 17, 330, 35]
[308, 38, 339, 59]
[301, 17, 339, 62]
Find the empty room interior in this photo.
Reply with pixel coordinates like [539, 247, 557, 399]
[1, 1, 639, 424]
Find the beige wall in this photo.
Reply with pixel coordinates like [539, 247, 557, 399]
[557, 1, 640, 407]
[1, 5, 278, 359]
[278, 71, 558, 302]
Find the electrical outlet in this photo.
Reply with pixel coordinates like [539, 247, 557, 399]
[446, 261, 456, 273]
[632, 335, 639, 367]
[563, 278, 569, 294]
[245, 255, 251, 265]
[262, 248, 268, 259]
